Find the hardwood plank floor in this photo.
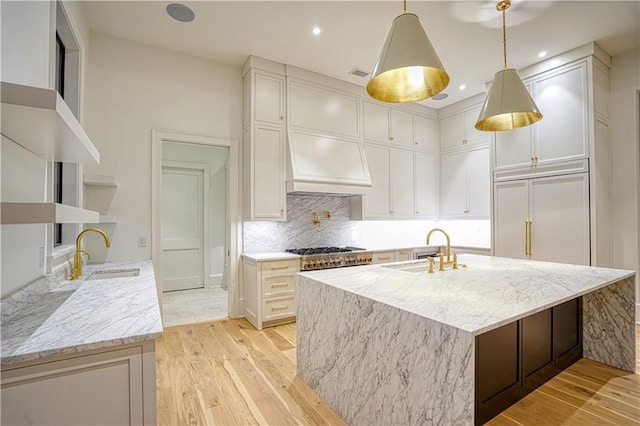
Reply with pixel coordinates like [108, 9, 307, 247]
[157, 319, 640, 425]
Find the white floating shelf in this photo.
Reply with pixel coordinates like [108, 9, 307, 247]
[1, 203, 100, 224]
[1, 82, 100, 164]
[83, 174, 118, 187]
[87, 213, 117, 224]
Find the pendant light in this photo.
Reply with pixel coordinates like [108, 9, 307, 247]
[366, 0, 449, 103]
[475, 0, 542, 131]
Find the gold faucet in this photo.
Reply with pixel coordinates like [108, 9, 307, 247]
[426, 228, 452, 264]
[70, 228, 111, 280]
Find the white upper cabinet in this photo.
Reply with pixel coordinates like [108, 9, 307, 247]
[362, 144, 391, 218]
[363, 102, 391, 143]
[389, 109, 413, 147]
[390, 149, 415, 216]
[363, 101, 436, 151]
[254, 73, 285, 125]
[242, 66, 286, 221]
[289, 79, 359, 138]
[493, 62, 588, 172]
[413, 115, 437, 152]
[440, 105, 489, 152]
[415, 152, 437, 217]
[441, 146, 490, 218]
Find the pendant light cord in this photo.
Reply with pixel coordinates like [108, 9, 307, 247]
[502, 7, 507, 69]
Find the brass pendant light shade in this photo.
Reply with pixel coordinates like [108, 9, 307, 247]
[475, 68, 542, 131]
[475, 0, 542, 131]
[367, 12, 449, 103]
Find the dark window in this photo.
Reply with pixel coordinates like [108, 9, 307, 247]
[54, 32, 66, 247]
[55, 33, 65, 97]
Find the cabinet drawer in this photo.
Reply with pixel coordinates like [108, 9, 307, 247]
[263, 296, 296, 322]
[395, 250, 412, 261]
[259, 259, 300, 274]
[262, 274, 295, 297]
[372, 251, 395, 263]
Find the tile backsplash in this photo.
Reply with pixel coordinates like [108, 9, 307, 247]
[243, 195, 491, 253]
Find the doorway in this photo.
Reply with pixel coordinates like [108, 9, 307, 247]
[152, 131, 239, 327]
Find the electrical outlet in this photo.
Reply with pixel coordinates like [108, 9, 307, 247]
[138, 236, 147, 247]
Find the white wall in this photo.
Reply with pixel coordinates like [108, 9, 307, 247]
[162, 141, 228, 287]
[83, 32, 242, 262]
[609, 48, 640, 318]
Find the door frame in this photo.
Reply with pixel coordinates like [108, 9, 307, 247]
[161, 160, 210, 290]
[151, 130, 240, 318]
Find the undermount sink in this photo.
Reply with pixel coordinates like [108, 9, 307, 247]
[87, 268, 140, 280]
[383, 261, 430, 273]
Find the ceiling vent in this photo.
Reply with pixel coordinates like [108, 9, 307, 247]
[349, 68, 370, 78]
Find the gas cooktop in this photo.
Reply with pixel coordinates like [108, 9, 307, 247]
[285, 246, 365, 256]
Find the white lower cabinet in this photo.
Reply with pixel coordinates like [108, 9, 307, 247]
[440, 146, 490, 218]
[1, 342, 156, 426]
[394, 249, 412, 262]
[372, 251, 395, 263]
[494, 173, 590, 265]
[242, 257, 299, 330]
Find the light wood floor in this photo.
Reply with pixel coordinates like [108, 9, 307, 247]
[157, 319, 640, 425]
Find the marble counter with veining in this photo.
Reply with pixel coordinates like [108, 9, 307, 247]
[296, 254, 636, 425]
[1, 260, 163, 366]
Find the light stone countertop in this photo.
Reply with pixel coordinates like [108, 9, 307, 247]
[1, 260, 163, 366]
[298, 254, 635, 335]
[241, 252, 301, 261]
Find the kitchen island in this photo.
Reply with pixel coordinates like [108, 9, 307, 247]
[296, 254, 636, 425]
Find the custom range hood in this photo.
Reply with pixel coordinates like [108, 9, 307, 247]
[286, 128, 372, 196]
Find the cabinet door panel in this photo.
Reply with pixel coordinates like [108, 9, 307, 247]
[390, 109, 413, 147]
[535, 64, 588, 163]
[363, 144, 391, 217]
[494, 180, 529, 259]
[254, 73, 284, 124]
[413, 115, 436, 151]
[494, 125, 534, 170]
[522, 308, 553, 377]
[554, 298, 581, 359]
[476, 322, 519, 403]
[467, 147, 491, 217]
[415, 152, 437, 217]
[254, 126, 284, 219]
[529, 173, 589, 265]
[464, 106, 490, 146]
[390, 149, 415, 217]
[363, 102, 389, 143]
[440, 114, 465, 151]
[440, 151, 467, 216]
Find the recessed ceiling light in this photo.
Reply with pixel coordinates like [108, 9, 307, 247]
[459, 84, 466, 90]
[166, 3, 195, 23]
[432, 93, 449, 101]
[312, 26, 321, 36]
[538, 51, 547, 58]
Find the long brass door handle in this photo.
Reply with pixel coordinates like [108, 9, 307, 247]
[524, 221, 529, 256]
[528, 221, 533, 256]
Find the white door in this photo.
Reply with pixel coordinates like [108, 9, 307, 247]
[440, 150, 467, 216]
[467, 146, 491, 218]
[162, 166, 205, 291]
[415, 152, 437, 217]
[363, 144, 391, 218]
[390, 148, 415, 217]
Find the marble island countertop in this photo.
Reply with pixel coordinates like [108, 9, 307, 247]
[298, 254, 635, 335]
[1, 260, 163, 366]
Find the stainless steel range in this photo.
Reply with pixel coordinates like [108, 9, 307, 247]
[286, 246, 373, 271]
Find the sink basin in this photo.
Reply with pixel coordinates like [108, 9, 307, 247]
[87, 268, 140, 280]
[383, 262, 430, 273]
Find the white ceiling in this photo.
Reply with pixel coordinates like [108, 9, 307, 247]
[82, 1, 640, 108]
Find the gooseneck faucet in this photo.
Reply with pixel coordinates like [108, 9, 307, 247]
[426, 228, 451, 264]
[70, 228, 111, 280]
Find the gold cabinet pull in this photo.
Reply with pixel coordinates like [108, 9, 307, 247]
[463, 139, 468, 145]
[389, 136, 394, 141]
[378, 256, 391, 260]
[524, 221, 529, 256]
[271, 305, 288, 311]
[280, 115, 284, 120]
[528, 221, 533, 256]
[270, 265, 288, 270]
[270, 282, 288, 288]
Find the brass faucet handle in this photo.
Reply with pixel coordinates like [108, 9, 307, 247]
[452, 252, 458, 269]
[438, 253, 445, 271]
[427, 257, 434, 273]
